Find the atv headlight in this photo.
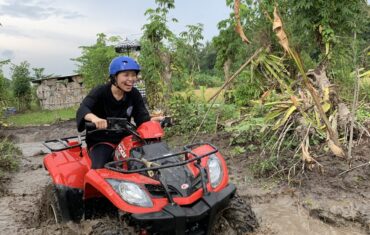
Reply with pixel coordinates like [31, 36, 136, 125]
[107, 179, 153, 208]
[207, 154, 223, 188]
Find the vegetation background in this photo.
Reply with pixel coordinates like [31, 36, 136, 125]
[1, 0, 369, 179]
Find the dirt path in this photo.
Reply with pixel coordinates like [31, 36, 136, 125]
[0, 121, 369, 234]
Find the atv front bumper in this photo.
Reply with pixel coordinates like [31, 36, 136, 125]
[130, 184, 236, 235]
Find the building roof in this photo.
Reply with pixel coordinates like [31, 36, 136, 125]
[31, 74, 82, 84]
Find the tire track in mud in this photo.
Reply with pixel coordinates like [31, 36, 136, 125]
[0, 142, 51, 234]
[228, 159, 370, 235]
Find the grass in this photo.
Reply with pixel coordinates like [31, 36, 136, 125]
[6, 106, 77, 127]
[177, 87, 225, 102]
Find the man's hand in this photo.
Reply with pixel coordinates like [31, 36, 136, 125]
[85, 113, 107, 129]
[150, 116, 165, 122]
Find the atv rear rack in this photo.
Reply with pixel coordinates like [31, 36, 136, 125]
[43, 135, 85, 152]
[104, 142, 218, 174]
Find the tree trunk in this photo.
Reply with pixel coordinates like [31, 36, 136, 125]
[223, 58, 233, 103]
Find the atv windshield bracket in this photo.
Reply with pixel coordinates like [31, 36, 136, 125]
[43, 135, 85, 152]
[158, 174, 176, 205]
[194, 162, 208, 195]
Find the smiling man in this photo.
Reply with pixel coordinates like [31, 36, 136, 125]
[76, 56, 161, 169]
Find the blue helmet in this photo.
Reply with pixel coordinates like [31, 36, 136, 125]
[109, 56, 140, 76]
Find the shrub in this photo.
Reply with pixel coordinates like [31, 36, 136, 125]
[0, 137, 20, 180]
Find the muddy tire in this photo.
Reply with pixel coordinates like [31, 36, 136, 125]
[211, 193, 258, 235]
[45, 184, 71, 223]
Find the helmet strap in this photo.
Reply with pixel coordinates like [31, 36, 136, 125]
[110, 75, 125, 92]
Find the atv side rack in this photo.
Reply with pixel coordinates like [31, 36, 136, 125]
[43, 135, 85, 152]
[104, 142, 218, 174]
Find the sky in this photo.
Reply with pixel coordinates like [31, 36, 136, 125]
[0, 0, 231, 78]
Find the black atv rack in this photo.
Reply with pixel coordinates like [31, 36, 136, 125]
[104, 142, 218, 174]
[43, 135, 85, 152]
[105, 142, 218, 203]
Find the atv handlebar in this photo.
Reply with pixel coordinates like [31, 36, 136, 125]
[85, 118, 142, 140]
[85, 122, 97, 131]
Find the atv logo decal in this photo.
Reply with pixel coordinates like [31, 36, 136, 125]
[181, 183, 189, 190]
[116, 144, 127, 159]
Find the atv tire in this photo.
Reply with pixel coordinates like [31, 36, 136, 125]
[211, 193, 258, 235]
[45, 183, 71, 223]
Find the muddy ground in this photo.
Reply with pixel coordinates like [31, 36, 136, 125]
[0, 120, 369, 234]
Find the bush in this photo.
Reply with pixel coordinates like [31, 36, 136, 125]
[0, 137, 20, 180]
[193, 73, 223, 88]
[167, 94, 238, 136]
[232, 71, 265, 106]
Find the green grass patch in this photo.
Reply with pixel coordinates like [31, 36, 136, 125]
[176, 87, 224, 103]
[6, 106, 77, 127]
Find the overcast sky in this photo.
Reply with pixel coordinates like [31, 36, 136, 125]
[0, 0, 231, 78]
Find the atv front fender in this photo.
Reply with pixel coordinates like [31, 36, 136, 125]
[43, 152, 88, 189]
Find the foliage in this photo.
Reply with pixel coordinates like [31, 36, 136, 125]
[192, 73, 223, 88]
[11, 61, 32, 111]
[198, 41, 217, 74]
[178, 23, 204, 73]
[6, 106, 77, 126]
[0, 60, 11, 106]
[251, 155, 278, 177]
[73, 33, 119, 89]
[139, 1, 175, 109]
[232, 71, 264, 106]
[167, 93, 237, 136]
[225, 115, 266, 146]
[167, 94, 217, 135]
[0, 137, 20, 180]
[356, 104, 370, 124]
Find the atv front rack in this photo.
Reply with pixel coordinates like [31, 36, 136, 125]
[105, 142, 218, 174]
[106, 142, 219, 204]
[43, 135, 85, 152]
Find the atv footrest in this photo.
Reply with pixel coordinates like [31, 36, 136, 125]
[130, 184, 236, 235]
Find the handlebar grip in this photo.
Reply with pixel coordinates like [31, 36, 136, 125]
[85, 122, 96, 131]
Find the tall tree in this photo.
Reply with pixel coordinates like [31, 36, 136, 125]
[73, 33, 120, 89]
[0, 60, 11, 108]
[140, 0, 176, 109]
[32, 67, 45, 80]
[179, 23, 204, 73]
[11, 61, 32, 111]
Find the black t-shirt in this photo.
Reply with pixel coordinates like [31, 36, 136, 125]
[76, 84, 150, 146]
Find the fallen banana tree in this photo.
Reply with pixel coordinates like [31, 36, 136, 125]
[223, 3, 369, 176]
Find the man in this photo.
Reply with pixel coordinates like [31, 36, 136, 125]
[76, 56, 162, 169]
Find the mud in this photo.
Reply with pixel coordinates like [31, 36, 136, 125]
[0, 121, 369, 234]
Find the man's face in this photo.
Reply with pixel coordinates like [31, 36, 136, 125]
[116, 70, 138, 92]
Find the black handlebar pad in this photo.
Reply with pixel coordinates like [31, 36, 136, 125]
[85, 122, 96, 131]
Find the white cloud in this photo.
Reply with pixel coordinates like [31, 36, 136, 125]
[0, 0, 84, 20]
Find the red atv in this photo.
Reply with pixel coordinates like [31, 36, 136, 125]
[43, 118, 257, 234]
